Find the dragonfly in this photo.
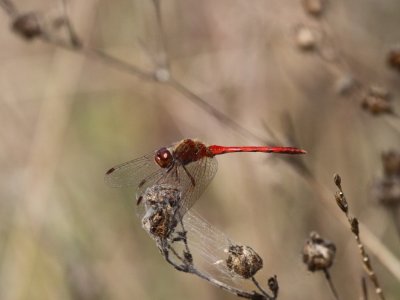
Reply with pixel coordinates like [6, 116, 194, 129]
[105, 138, 306, 216]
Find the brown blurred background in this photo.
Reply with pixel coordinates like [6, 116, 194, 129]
[1, 0, 400, 299]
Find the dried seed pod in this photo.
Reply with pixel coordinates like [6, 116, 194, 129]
[372, 177, 400, 206]
[268, 275, 279, 296]
[361, 95, 392, 115]
[296, 26, 316, 50]
[142, 206, 178, 238]
[333, 173, 341, 189]
[12, 12, 42, 40]
[335, 191, 348, 213]
[369, 86, 390, 100]
[301, 0, 324, 17]
[141, 184, 182, 239]
[154, 68, 170, 82]
[387, 47, 400, 73]
[226, 245, 263, 279]
[381, 151, 400, 177]
[335, 74, 357, 96]
[350, 217, 359, 236]
[140, 184, 181, 207]
[303, 231, 336, 272]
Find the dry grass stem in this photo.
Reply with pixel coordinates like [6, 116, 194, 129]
[334, 174, 385, 300]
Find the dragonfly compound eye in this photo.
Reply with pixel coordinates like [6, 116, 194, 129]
[155, 147, 173, 168]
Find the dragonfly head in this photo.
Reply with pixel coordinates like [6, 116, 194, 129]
[155, 147, 174, 168]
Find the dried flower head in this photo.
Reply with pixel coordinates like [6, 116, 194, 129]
[12, 13, 42, 40]
[268, 275, 279, 297]
[372, 176, 400, 206]
[140, 184, 181, 239]
[381, 151, 400, 177]
[226, 245, 263, 279]
[296, 26, 317, 50]
[372, 151, 400, 206]
[303, 231, 336, 272]
[387, 47, 400, 72]
[335, 74, 358, 96]
[361, 91, 393, 115]
[301, 0, 324, 17]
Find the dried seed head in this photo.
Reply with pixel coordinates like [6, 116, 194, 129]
[369, 86, 390, 100]
[361, 87, 392, 115]
[141, 185, 181, 239]
[335, 74, 358, 96]
[381, 151, 400, 177]
[387, 47, 400, 72]
[154, 68, 170, 82]
[268, 275, 279, 296]
[141, 184, 181, 207]
[302, 231, 336, 272]
[301, 0, 324, 17]
[142, 206, 178, 238]
[372, 177, 400, 206]
[335, 191, 348, 213]
[226, 245, 263, 279]
[350, 217, 359, 236]
[333, 173, 341, 188]
[296, 26, 316, 50]
[12, 13, 42, 40]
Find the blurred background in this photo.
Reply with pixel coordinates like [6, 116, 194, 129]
[1, 0, 400, 299]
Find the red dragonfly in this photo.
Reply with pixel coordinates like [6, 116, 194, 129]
[105, 138, 306, 214]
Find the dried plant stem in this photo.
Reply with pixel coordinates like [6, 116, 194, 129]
[159, 218, 273, 300]
[296, 171, 400, 283]
[360, 277, 368, 300]
[323, 269, 340, 300]
[0, 0, 17, 16]
[251, 277, 272, 299]
[334, 174, 385, 300]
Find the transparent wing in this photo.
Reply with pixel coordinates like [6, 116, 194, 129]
[104, 152, 163, 188]
[177, 156, 218, 214]
[135, 156, 218, 216]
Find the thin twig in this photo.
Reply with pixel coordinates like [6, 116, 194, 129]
[152, 0, 169, 69]
[251, 277, 272, 299]
[0, 0, 17, 16]
[323, 269, 340, 300]
[360, 276, 368, 300]
[167, 77, 273, 144]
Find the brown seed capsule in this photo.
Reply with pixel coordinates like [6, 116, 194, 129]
[268, 275, 279, 296]
[335, 74, 358, 96]
[335, 191, 348, 213]
[350, 217, 359, 236]
[226, 245, 263, 279]
[372, 176, 400, 206]
[381, 151, 400, 177]
[361, 95, 392, 115]
[12, 13, 42, 40]
[333, 173, 341, 188]
[387, 47, 400, 72]
[140, 184, 181, 207]
[369, 86, 390, 100]
[301, 0, 323, 17]
[303, 231, 336, 272]
[140, 184, 181, 239]
[296, 26, 316, 50]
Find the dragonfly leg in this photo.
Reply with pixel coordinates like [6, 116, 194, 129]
[182, 164, 196, 187]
